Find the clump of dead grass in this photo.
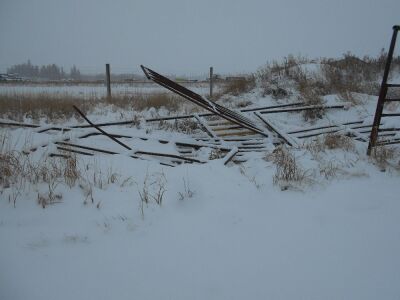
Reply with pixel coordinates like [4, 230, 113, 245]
[137, 170, 167, 217]
[266, 145, 312, 189]
[0, 131, 82, 207]
[319, 160, 343, 180]
[370, 145, 396, 171]
[131, 93, 181, 111]
[221, 77, 256, 96]
[323, 133, 355, 151]
[297, 87, 325, 121]
[304, 133, 355, 158]
[156, 119, 199, 134]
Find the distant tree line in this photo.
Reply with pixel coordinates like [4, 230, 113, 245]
[7, 60, 81, 80]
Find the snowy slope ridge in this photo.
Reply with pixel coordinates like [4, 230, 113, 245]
[1, 60, 400, 300]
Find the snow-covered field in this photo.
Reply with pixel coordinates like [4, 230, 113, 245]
[0, 82, 220, 98]
[1, 159, 399, 300]
[1, 63, 400, 300]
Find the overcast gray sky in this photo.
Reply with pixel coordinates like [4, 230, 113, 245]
[0, 0, 399, 75]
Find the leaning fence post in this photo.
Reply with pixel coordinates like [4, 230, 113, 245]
[106, 63, 111, 99]
[209, 66, 213, 99]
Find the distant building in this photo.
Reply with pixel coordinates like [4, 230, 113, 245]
[0, 73, 24, 81]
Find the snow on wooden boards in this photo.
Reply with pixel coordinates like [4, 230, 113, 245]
[13, 121, 234, 167]
[141, 65, 269, 137]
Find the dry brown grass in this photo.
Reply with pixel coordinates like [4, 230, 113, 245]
[156, 118, 199, 134]
[266, 146, 311, 188]
[297, 87, 325, 121]
[256, 52, 395, 99]
[0, 93, 96, 123]
[0, 131, 81, 207]
[221, 77, 255, 96]
[0, 92, 183, 123]
[323, 133, 355, 151]
[304, 133, 355, 158]
[319, 160, 342, 180]
[131, 93, 181, 111]
[370, 146, 395, 171]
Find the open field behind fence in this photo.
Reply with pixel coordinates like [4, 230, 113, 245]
[0, 82, 224, 99]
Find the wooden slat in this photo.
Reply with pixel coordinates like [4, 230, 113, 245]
[254, 112, 299, 147]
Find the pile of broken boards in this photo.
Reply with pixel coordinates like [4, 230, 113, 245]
[1, 66, 399, 167]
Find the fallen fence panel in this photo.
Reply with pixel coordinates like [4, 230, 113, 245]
[141, 65, 269, 137]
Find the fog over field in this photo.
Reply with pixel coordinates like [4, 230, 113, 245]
[0, 0, 399, 75]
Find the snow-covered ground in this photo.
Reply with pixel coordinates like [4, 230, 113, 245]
[1, 159, 399, 300]
[0, 82, 221, 98]
[1, 66, 400, 299]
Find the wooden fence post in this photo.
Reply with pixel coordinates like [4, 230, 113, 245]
[106, 63, 111, 99]
[209, 66, 213, 99]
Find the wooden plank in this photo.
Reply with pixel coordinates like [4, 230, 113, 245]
[56, 146, 94, 156]
[287, 121, 363, 134]
[240, 102, 305, 112]
[56, 142, 119, 155]
[259, 104, 345, 114]
[223, 147, 239, 165]
[193, 113, 218, 138]
[0, 120, 40, 128]
[217, 130, 258, 137]
[73, 105, 132, 151]
[145, 102, 305, 123]
[254, 112, 299, 147]
[382, 113, 400, 117]
[134, 150, 205, 163]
